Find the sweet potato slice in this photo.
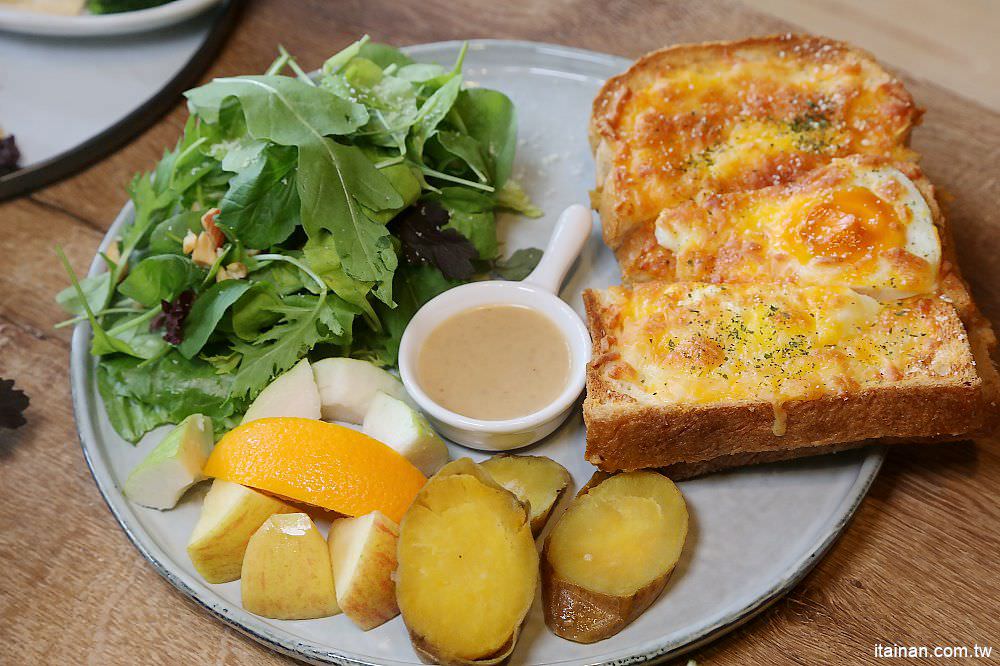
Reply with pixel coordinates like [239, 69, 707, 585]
[481, 455, 572, 536]
[397, 459, 539, 665]
[542, 471, 688, 643]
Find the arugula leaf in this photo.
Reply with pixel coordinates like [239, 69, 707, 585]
[362, 159, 422, 223]
[201, 351, 241, 375]
[249, 259, 308, 296]
[436, 130, 489, 182]
[397, 63, 446, 84]
[191, 69, 404, 304]
[494, 248, 543, 280]
[296, 139, 401, 303]
[325, 64, 418, 152]
[185, 75, 369, 144]
[230, 293, 356, 398]
[303, 231, 377, 322]
[496, 179, 543, 218]
[119, 255, 202, 307]
[178, 280, 253, 358]
[358, 41, 414, 69]
[312, 294, 357, 342]
[403, 42, 466, 93]
[453, 88, 517, 188]
[409, 76, 462, 160]
[217, 143, 300, 249]
[231, 284, 282, 341]
[89, 322, 140, 358]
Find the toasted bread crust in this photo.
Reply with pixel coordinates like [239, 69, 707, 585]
[582, 285, 998, 474]
[591, 34, 922, 249]
[584, 382, 989, 473]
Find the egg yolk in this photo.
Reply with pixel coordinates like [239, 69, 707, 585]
[783, 187, 904, 265]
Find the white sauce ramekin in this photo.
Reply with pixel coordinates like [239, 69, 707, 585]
[398, 204, 593, 451]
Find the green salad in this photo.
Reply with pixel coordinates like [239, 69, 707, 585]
[57, 37, 541, 443]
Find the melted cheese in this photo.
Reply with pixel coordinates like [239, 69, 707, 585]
[649, 159, 940, 298]
[601, 38, 918, 240]
[597, 283, 964, 407]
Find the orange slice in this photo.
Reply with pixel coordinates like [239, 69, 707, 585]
[203, 417, 426, 523]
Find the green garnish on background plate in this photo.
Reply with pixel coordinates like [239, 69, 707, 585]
[86, 0, 174, 14]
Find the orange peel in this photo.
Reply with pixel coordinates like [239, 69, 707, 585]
[203, 417, 426, 523]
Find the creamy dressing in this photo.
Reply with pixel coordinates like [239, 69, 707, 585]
[416, 305, 572, 420]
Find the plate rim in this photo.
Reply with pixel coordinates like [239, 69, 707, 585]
[0, 0, 223, 37]
[69, 38, 885, 666]
[0, 0, 240, 202]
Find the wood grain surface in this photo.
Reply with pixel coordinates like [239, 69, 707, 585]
[2, 1, 998, 664]
[749, 0, 1000, 112]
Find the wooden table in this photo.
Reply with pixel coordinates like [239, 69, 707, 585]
[2, 1, 998, 663]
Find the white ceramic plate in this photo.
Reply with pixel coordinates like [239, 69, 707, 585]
[0, 0, 221, 36]
[71, 40, 884, 665]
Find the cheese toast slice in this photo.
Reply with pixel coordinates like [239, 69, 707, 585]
[582, 282, 997, 474]
[616, 156, 943, 297]
[611, 153, 999, 407]
[590, 34, 921, 251]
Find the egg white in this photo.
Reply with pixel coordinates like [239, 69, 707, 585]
[848, 165, 940, 301]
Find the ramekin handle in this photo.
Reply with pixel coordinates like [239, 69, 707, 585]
[523, 204, 593, 294]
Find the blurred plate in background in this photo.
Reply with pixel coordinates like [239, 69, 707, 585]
[0, 0, 223, 37]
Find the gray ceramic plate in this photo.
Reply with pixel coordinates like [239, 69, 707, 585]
[71, 40, 884, 665]
[0, 0, 223, 36]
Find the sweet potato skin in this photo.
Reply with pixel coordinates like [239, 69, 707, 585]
[409, 629, 519, 666]
[541, 554, 672, 643]
[541, 471, 687, 643]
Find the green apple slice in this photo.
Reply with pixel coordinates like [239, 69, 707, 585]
[241, 358, 321, 424]
[123, 414, 214, 510]
[362, 391, 449, 476]
[313, 357, 410, 424]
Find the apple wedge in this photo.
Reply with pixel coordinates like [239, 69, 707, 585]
[241, 358, 321, 423]
[481, 455, 572, 537]
[241, 513, 341, 620]
[187, 479, 296, 584]
[362, 391, 449, 476]
[328, 511, 400, 630]
[313, 357, 409, 423]
[124, 414, 214, 510]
